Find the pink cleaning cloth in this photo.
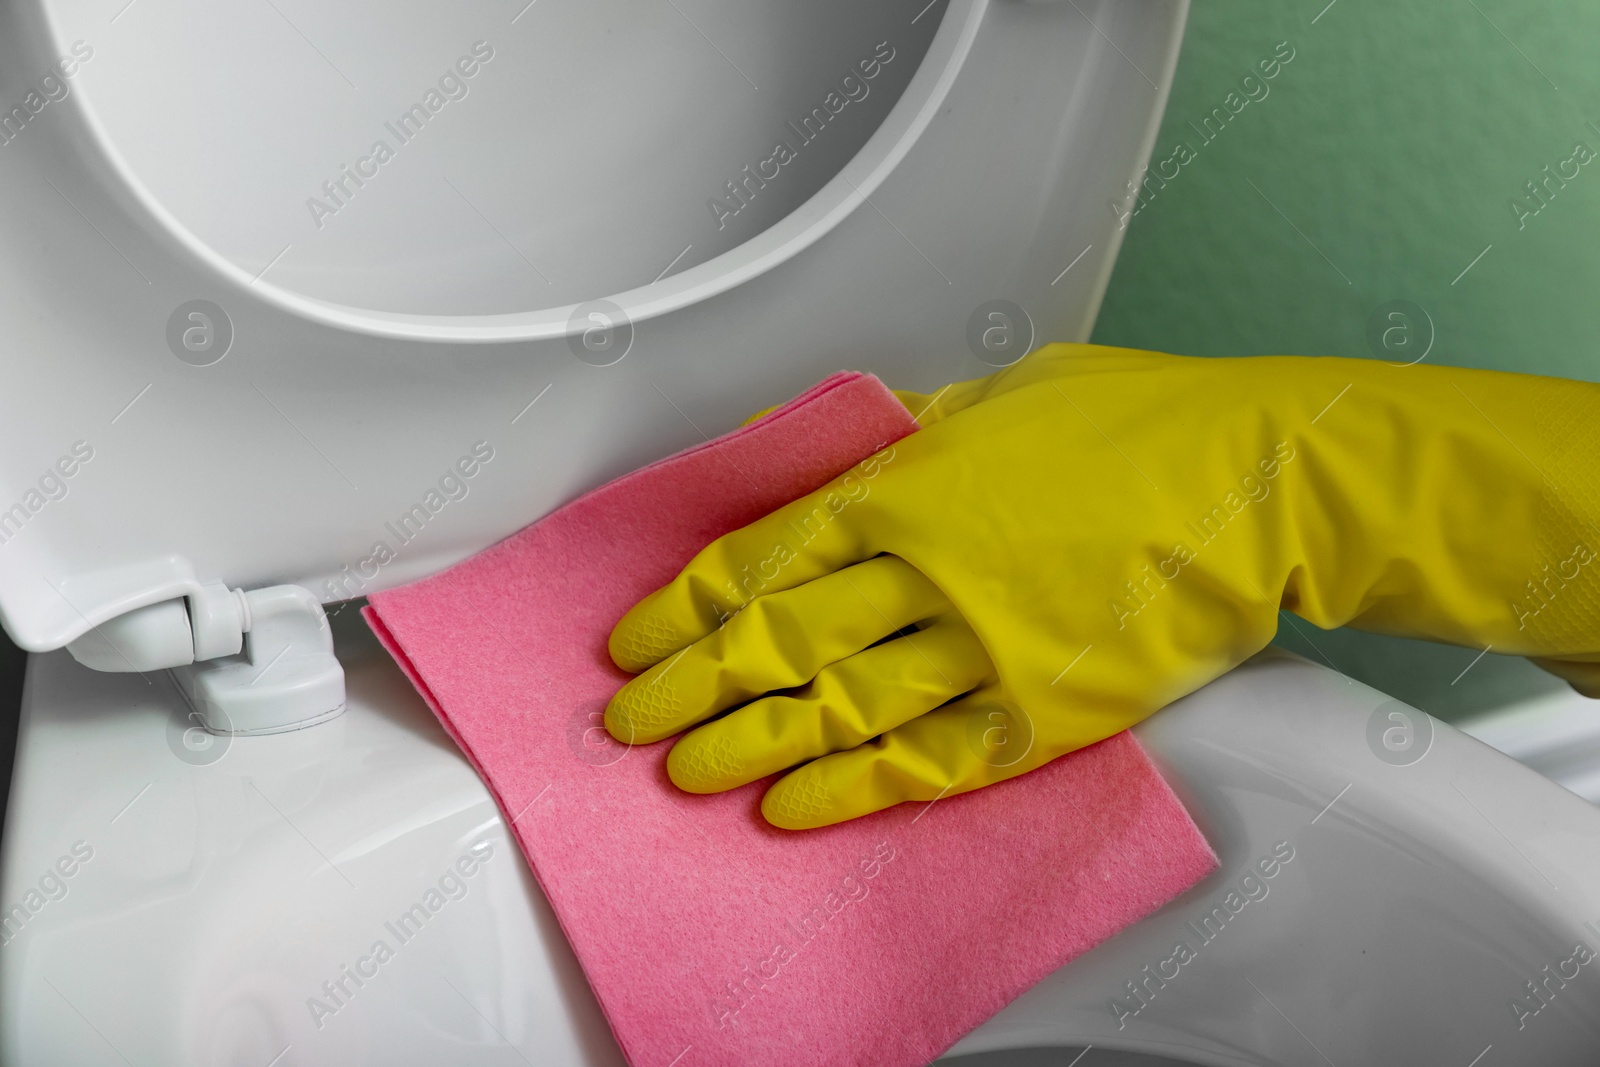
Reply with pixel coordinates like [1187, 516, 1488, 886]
[364, 371, 1218, 1067]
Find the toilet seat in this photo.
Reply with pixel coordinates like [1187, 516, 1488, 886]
[0, 0, 1189, 659]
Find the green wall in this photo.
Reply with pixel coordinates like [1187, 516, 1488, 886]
[1090, 0, 1600, 720]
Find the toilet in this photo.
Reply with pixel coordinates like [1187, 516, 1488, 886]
[2, 0, 1598, 1063]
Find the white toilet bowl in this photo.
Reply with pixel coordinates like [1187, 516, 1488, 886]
[4, 0, 1599, 1063]
[944, 648, 1600, 1065]
[7, 632, 1600, 1065]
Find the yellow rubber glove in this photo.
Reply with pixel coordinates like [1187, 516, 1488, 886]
[606, 344, 1600, 829]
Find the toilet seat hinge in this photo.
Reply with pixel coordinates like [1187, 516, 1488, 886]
[65, 582, 345, 735]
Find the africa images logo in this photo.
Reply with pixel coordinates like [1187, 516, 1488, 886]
[710, 842, 897, 1030]
[305, 840, 496, 1029]
[1109, 840, 1296, 1029]
[304, 41, 496, 230]
[323, 440, 494, 601]
[0, 441, 94, 548]
[705, 40, 896, 231]
[0, 41, 94, 150]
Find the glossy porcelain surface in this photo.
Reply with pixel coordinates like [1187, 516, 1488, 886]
[0, 0, 1186, 651]
[6, 635, 1600, 1065]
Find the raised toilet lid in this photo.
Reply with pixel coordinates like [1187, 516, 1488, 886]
[0, 0, 1009, 650]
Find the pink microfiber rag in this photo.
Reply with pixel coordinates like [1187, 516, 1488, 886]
[365, 372, 1218, 1067]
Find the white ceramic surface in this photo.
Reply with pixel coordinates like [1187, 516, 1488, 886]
[6, 629, 1600, 1065]
[0, 0, 1187, 652]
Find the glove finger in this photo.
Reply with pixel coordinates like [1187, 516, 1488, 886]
[606, 555, 949, 744]
[759, 687, 1074, 829]
[666, 615, 994, 793]
[608, 452, 900, 673]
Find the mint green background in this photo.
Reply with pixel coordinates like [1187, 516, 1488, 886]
[1089, 0, 1600, 721]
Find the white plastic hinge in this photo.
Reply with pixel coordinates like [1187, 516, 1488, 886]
[66, 583, 345, 735]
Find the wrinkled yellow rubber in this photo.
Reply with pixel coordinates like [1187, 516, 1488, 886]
[667, 614, 993, 792]
[606, 555, 960, 741]
[608, 344, 1600, 829]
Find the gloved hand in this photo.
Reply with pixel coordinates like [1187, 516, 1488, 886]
[605, 343, 1600, 829]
